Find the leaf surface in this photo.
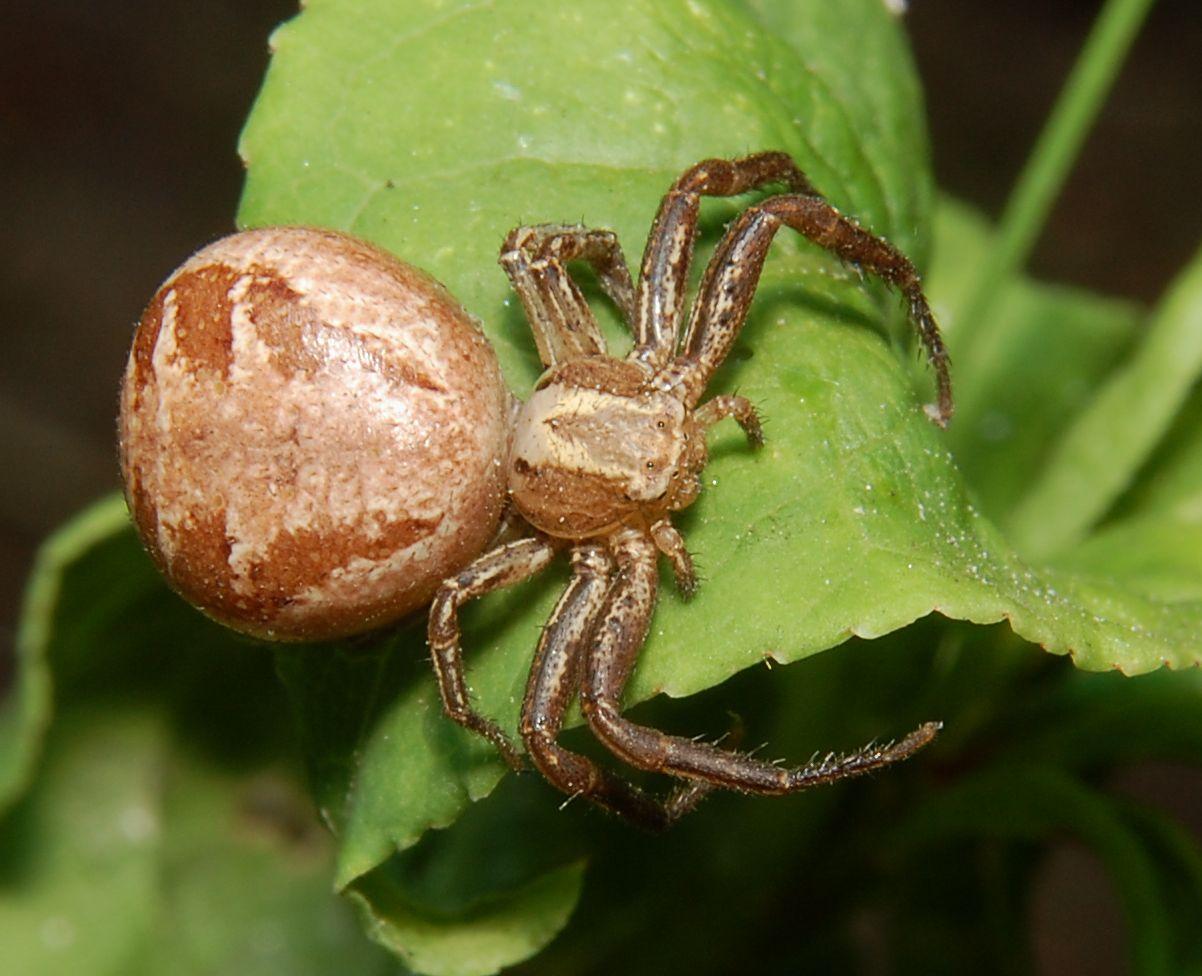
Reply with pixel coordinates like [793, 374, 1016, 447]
[0, 500, 394, 976]
[1009, 246, 1202, 557]
[927, 200, 1141, 524]
[231, 9, 1202, 970]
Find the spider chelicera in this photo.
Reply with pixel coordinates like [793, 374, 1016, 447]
[428, 152, 951, 829]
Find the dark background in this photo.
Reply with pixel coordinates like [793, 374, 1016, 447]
[2, 1, 1200, 971]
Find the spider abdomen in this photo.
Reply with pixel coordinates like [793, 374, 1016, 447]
[508, 357, 702, 537]
[120, 227, 510, 641]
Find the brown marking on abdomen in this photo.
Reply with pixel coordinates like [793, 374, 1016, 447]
[164, 262, 242, 375]
[244, 268, 446, 392]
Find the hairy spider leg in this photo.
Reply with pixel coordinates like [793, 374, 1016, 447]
[511, 224, 638, 323]
[519, 542, 709, 830]
[694, 394, 765, 448]
[644, 396, 764, 599]
[648, 518, 697, 599]
[633, 152, 817, 370]
[499, 225, 636, 367]
[664, 191, 953, 424]
[429, 535, 560, 770]
[580, 528, 941, 794]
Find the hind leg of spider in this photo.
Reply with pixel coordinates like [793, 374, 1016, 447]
[429, 535, 560, 770]
[581, 527, 940, 793]
[520, 542, 710, 830]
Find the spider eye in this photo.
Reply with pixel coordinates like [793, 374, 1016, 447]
[646, 461, 656, 470]
[656, 420, 666, 429]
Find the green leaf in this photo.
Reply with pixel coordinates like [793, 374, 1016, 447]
[232, 4, 1202, 969]
[927, 199, 1140, 524]
[1009, 244, 1202, 558]
[348, 860, 583, 976]
[0, 710, 164, 976]
[348, 770, 584, 919]
[0, 496, 129, 813]
[0, 708, 395, 976]
[0, 500, 395, 976]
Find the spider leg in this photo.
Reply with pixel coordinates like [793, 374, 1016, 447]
[520, 542, 708, 830]
[649, 519, 696, 599]
[506, 224, 637, 323]
[662, 193, 953, 425]
[633, 153, 816, 370]
[488, 497, 531, 548]
[581, 528, 940, 794]
[499, 224, 636, 367]
[695, 394, 764, 448]
[428, 535, 560, 769]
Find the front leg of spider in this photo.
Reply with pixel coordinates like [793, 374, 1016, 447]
[664, 157, 953, 425]
[498, 224, 636, 365]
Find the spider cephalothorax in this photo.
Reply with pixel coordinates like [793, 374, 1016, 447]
[509, 356, 708, 538]
[429, 152, 950, 829]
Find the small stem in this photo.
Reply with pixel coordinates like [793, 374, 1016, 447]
[956, 0, 1157, 352]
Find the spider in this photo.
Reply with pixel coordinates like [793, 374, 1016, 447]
[428, 152, 950, 829]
